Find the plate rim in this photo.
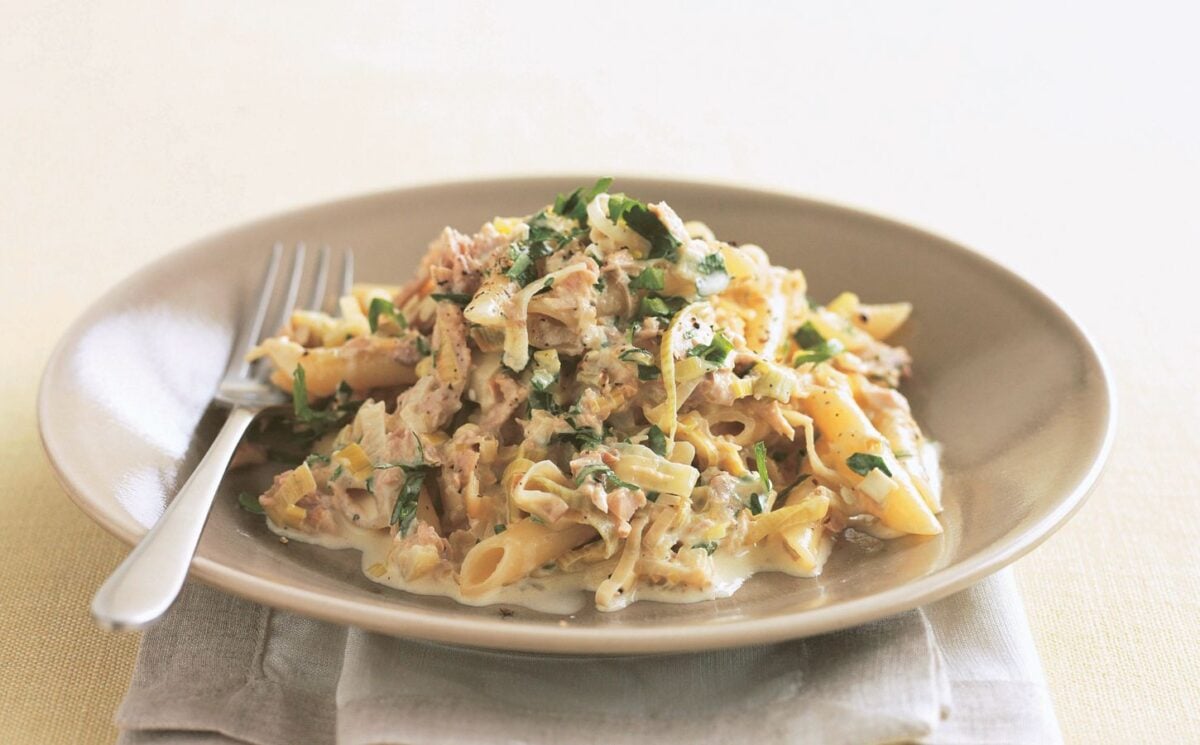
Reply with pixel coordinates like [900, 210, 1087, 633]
[38, 175, 1117, 654]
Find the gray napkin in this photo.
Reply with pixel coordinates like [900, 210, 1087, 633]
[116, 570, 1058, 745]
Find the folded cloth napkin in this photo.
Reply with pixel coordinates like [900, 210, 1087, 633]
[116, 570, 1059, 745]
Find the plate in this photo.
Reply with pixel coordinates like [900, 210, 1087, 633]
[38, 177, 1115, 654]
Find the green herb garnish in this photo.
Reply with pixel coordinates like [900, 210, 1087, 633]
[607, 194, 642, 223]
[629, 267, 665, 291]
[553, 177, 613, 225]
[237, 491, 265, 515]
[618, 347, 654, 365]
[793, 338, 845, 366]
[639, 294, 686, 319]
[749, 492, 767, 515]
[368, 297, 406, 333]
[430, 292, 472, 306]
[697, 252, 726, 275]
[622, 203, 681, 262]
[506, 234, 558, 286]
[846, 453, 892, 477]
[687, 330, 734, 366]
[494, 524, 507, 534]
[526, 211, 566, 246]
[390, 464, 432, 534]
[694, 252, 729, 296]
[553, 425, 605, 451]
[646, 425, 668, 457]
[506, 248, 534, 285]
[692, 541, 718, 556]
[754, 440, 772, 496]
[291, 366, 339, 432]
[637, 364, 661, 381]
[528, 390, 556, 413]
[574, 464, 638, 491]
[793, 321, 826, 349]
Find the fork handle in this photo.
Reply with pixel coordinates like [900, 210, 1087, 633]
[91, 406, 258, 630]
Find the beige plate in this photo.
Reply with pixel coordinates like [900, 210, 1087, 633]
[39, 177, 1115, 654]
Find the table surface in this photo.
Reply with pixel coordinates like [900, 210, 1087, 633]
[4, 3, 1197, 743]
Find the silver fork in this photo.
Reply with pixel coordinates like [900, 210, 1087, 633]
[91, 243, 354, 630]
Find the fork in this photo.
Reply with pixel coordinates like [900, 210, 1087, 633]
[91, 243, 354, 630]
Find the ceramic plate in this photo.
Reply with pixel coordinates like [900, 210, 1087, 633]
[39, 177, 1114, 654]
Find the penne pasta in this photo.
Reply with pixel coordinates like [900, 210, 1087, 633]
[460, 520, 596, 596]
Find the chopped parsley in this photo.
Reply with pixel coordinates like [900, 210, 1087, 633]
[415, 336, 431, 356]
[506, 247, 535, 285]
[645, 490, 660, 502]
[687, 330, 734, 366]
[618, 348, 660, 381]
[628, 266, 665, 291]
[622, 203, 681, 262]
[526, 211, 566, 245]
[528, 364, 560, 414]
[506, 224, 560, 286]
[430, 292, 472, 306]
[494, 524, 507, 534]
[528, 388, 559, 414]
[390, 464, 433, 534]
[304, 453, 331, 467]
[846, 453, 892, 477]
[754, 440, 772, 496]
[748, 492, 767, 516]
[553, 177, 613, 225]
[367, 297, 406, 333]
[639, 294, 686, 319]
[530, 366, 557, 392]
[793, 337, 845, 366]
[553, 425, 605, 451]
[691, 541, 718, 556]
[646, 425, 668, 457]
[793, 321, 826, 349]
[574, 464, 638, 491]
[291, 366, 359, 435]
[607, 194, 641, 223]
[618, 347, 654, 365]
[697, 252, 726, 275]
[237, 491, 264, 515]
[694, 252, 730, 296]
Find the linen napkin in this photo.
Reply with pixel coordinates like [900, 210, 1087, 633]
[116, 570, 1059, 745]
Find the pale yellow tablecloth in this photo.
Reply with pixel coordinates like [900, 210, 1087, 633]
[3, 3, 1197, 743]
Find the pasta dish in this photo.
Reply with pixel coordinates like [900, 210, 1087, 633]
[242, 179, 943, 612]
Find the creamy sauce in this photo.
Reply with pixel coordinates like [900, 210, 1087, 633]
[268, 517, 834, 614]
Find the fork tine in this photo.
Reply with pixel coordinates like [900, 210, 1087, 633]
[252, 243, 306, 381]
[224, 243, 282, 382]
[306, 245, 330, 311]
[339, 248, 355, 300]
